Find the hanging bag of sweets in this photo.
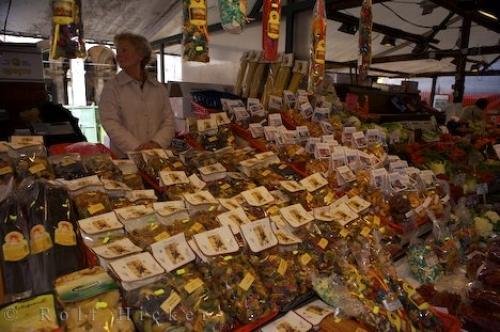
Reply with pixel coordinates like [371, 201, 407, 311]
[307, 0, 326, 93]
[50, 0, 85, 59]
[183, 0, 210, 62]
[357, 0, 372, 84]
[262, 0, 282, 62]
[218, 0, 248, 34]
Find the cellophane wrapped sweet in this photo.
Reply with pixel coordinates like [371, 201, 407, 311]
[183, 0, 210, 62]
[48, 153, 88, 180]
[199, 253, 273, 324]
[82, 153, 122, 180]
[8, 143, 54, 180]
[247, 249, 299, 310]
[165, 263, 231, 331]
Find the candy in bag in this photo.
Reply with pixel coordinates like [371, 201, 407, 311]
[183, 0, 210, 62]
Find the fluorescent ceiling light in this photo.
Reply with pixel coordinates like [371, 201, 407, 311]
[478, 10, 497, 20]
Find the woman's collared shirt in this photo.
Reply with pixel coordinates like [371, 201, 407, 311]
[99, 70, 175, 157]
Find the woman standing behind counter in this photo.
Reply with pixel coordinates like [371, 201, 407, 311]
[99, 32, 175, 157]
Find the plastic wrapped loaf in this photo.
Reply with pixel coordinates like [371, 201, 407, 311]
[271, 53, 294, 97]
[218, 0, 248, 33]
[288, 60, 308, 93]
[358, 0, 372, 84]
[308, 0, 327, 93]
[235, 51, 251, 95]
[183, 0, 210, 62]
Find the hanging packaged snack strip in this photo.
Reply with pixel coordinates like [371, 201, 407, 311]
[183, 0, 210, 62]
[262, 0, 282, 62]
[218, 0, 248, 34]
[308, 0, 327, 93]
[50, 0, 86, 59]
[19, 179, 56, 295]
[41, 180, 81, 277]
[0, 178, 32, 303]
[357, 0, 373, 84]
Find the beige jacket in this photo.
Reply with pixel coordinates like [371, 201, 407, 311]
[99, 71, 175, 157]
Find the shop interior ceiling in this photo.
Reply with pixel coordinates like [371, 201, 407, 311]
[1, 0, 499, 77]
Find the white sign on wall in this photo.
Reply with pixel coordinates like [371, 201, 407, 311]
[0, 44, 44, 82]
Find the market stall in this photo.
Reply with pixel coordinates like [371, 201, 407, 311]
[0, 0, 499, 331]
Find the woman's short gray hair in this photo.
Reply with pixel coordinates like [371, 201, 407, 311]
[114, 32, 152, 68]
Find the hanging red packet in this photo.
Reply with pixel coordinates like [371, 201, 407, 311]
[358, 0, 373, 84]
[307, 0, 327, 93]
[262, 0, 282, 62]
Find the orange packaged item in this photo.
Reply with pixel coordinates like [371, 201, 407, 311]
[308, 0, 326, 93]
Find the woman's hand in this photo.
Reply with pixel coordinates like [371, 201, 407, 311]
[136, 141, 161, 150]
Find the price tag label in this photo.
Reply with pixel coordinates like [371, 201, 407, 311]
[239, 273, 255, 291]
[184, 278, 204, 294]
[161, 291, 181, 313]
[87, 203, 105, 215]
[360, 227, 371, 238]
[300, 253, 312, 266]
[317, 238, 328, 250]
[190, 222, 204, 233]
[277, 258, 288, 276]
[154, 231, 170, 242]
[29, 163, 46, 174]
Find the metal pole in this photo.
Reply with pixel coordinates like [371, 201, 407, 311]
[285, 0, 295, 53]
[453, 17, 471, 103]
[160, 43, 165, 83]
[430, 76, 437, 107]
